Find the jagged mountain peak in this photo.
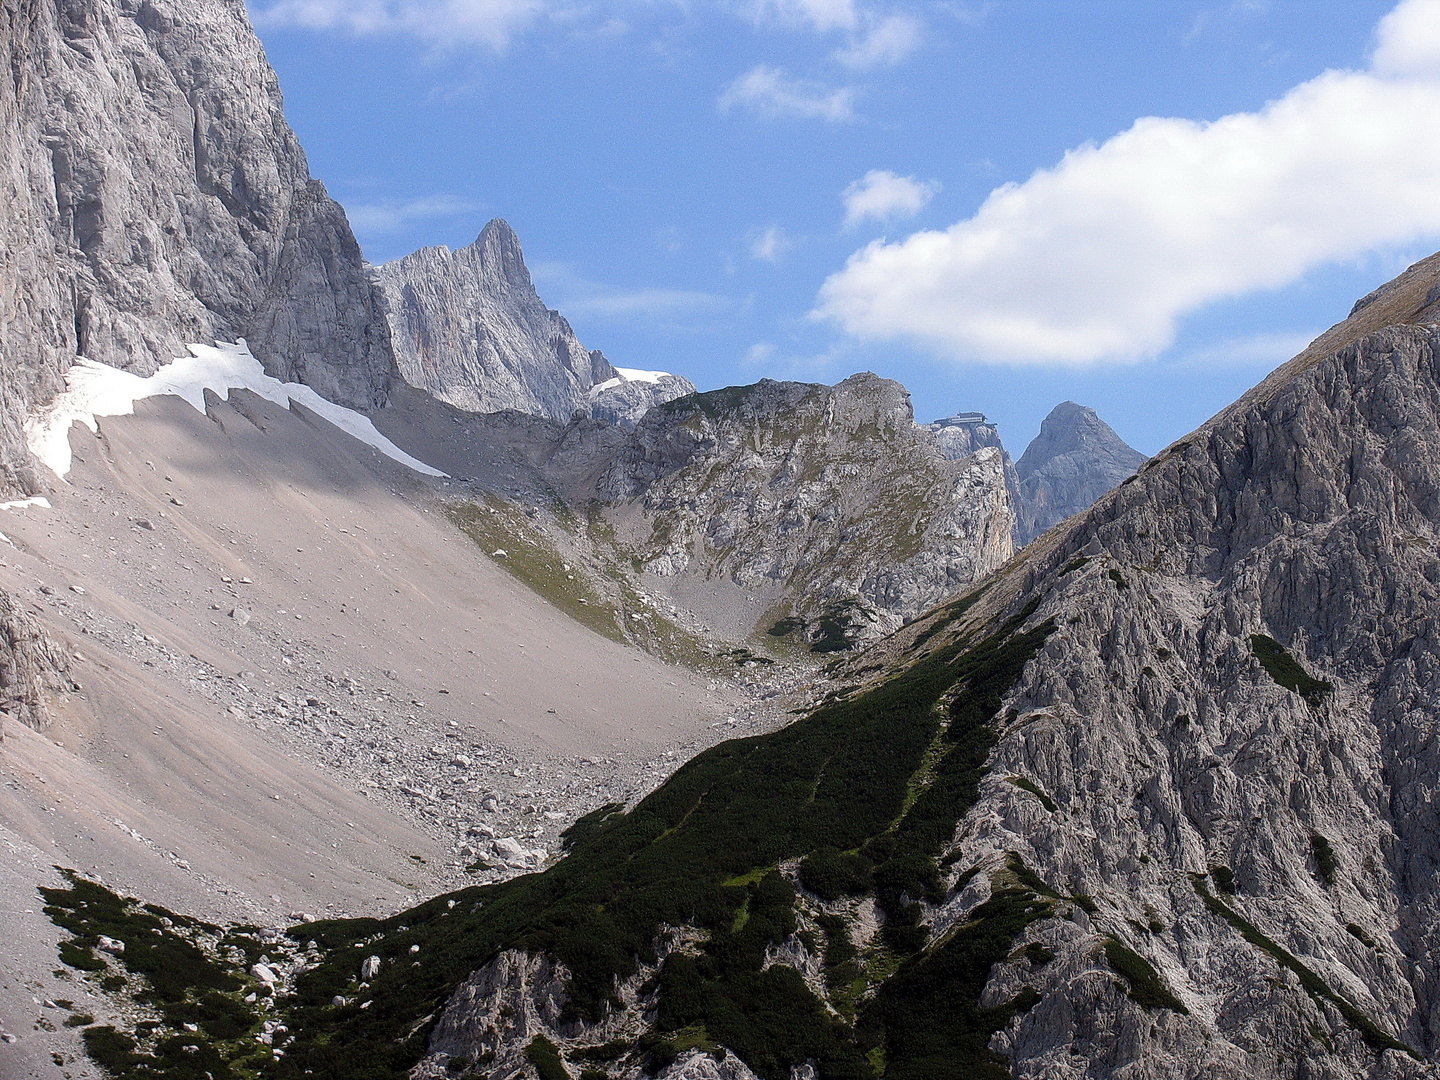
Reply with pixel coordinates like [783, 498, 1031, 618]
[1012, 400, 1145, 544]
[375, 220, 696, 426]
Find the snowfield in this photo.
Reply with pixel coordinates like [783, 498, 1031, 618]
[26, 340, 448, 480]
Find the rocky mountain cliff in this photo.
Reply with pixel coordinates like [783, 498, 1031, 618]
[1012, 401, 1145, 544]
[0, 0, 394, 492]
[593, 373, 1015, 647]
[375, 220, 695, 427]
[64, 252, 1440, 1080]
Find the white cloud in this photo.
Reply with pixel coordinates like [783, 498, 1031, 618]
[816, 0, 1440, 365]
[343, 194, 479, 236]
[842, 169, 940, 226]
[835, 14, 923, 68]
[719, 65, 856, 121]
[749, 225, 797, 261]
[744, 0, 858, 32]
[1373, 0, 1440, 75]
[252, 0, 545, 48]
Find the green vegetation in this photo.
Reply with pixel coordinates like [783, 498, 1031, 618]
[856, 887, 1054, 1080]
[1192, 878, 1415, 1057]
[799, 849, 873, 901]
[1102, 937, 1188, 1013]
[1107, 569, 1129, 590]
[1210, 865, 1236, 895]
[41, 871, 265, 1079]
[1059, 556, 1089, 575]
[1249, 634, 1333, 707]
[448, 497, 624, 643]
[1010, 777, 1057, 813]
[525, 1036, 569, 1080]
[1312, 834, 1337, 887]
[1021, 942, 1055, 966]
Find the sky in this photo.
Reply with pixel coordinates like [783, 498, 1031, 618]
[246, 0, 1440, 455]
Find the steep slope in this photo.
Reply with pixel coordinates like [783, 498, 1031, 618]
[1012, 401, 1145, 544]
[0, 0, 393, 493]
[376, 221, 695, 426]
[62, 256, 1440, 1080]
[595, 374, 1016, 648]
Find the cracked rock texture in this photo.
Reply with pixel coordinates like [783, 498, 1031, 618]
[0, 0, 394, 491]
[596, 373, 1016, 644]
[904, 303, 1440, 1077]
[0, 589, 72, 737]
[1012, 400, 1146, 544]
[376, 220, 695, 427]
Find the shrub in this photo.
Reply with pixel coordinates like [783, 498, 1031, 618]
[798, 848, 872, 901]
[1250, 635, 1333, 707]
[1311, 834, 1337, 887]
[1102, 938, 1188, 1014]
[525, 1036, 569, 1080]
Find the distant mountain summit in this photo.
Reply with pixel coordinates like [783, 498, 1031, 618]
[1014, 401, 1146, 543]
[375, 220, 694, 427]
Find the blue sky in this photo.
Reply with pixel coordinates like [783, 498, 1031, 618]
[248, 0, 1440, 455]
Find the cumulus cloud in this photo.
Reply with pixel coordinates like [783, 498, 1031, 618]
[749, 225, 798, 261]
[719, 65, 856, 121]
[815, 0, 1440, 365]
[842, 170, 940, 226]
[253, 0, 546, 48]
[835, 14, 923, 68]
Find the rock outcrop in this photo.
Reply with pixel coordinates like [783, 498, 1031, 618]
[0, 0, 394, 491]
[1012, 400, 1145, 544]
[376, 220, 694, 428]
[0, 590, 72, 737]
[588, 359, 698, 430]
[597, 373, 1015, 646]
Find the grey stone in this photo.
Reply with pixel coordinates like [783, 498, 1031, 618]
[1012, 401, 1146, 544]
[0, 0, 395, 492]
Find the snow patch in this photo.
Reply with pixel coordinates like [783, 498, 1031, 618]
[613, 367, 669, 385]
[26, 341, 447, 480]
[0, 497, 51, 511]
[589, 366, 673, 397]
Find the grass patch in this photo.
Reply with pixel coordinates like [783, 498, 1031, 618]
[1250, 634, 1333, 707]
[1059, 556, 1089, 575]
[1010, 777, 1057, 813]
[1192, 878, 1414, 1057]
[1102, 937, 1187, 1013]
[1210, 865, 1236, 895]
[41, 871, 263, 1079]
[1346, 923, 1378, 949]
[448, 498, 624, 644]
[1107, 569, 1128, 590]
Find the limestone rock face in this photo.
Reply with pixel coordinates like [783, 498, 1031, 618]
[588, 360, 698, 430]
[377, 221, 615, 421]
[1012, 401, 1146, 544]
[598, 373, 1016, 645]
[903, 315, 1440, 1077]
[0, 0, 394, 491]
[0, 590, 72, 738]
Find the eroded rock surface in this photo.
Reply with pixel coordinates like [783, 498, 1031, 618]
[1012, 401, 1145, 544]
[0, 0, 393, 490]
[597, 373, 1016, 646]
